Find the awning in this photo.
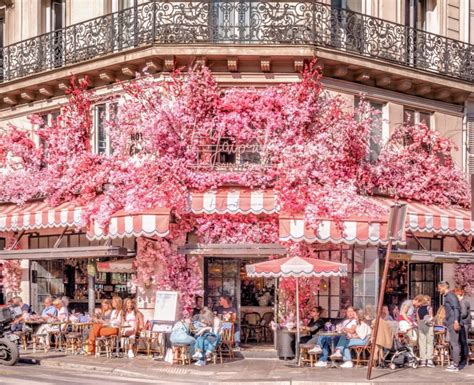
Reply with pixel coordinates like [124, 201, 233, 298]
[380, 198, 474, 236]
[97, 258, 135, 273]
[86, 208, 170, 240]
[279, 214, 390, 245]
[189, 188, 277, 215]
[0, 201, 83, 232]
[392, 249, 474, 264]
[0, 245, 127, 260]
[279, 198, 474, 246]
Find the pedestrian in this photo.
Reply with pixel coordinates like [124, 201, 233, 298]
[438, 281, 462, 372]
[454, 288, 471, 368]
[416, 295, 434, 367]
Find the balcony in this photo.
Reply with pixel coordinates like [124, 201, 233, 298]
[0, 0, 473, 84]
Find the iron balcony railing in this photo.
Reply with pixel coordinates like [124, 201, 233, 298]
[1, 0, 473, 83]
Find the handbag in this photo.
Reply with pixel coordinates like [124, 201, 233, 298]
[164, 348, 174, 364]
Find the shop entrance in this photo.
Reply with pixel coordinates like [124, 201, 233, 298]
[384, 259, 443, 312]
[204, 257, 276, 344]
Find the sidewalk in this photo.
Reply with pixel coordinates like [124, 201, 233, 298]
[18, 351, 474, 385]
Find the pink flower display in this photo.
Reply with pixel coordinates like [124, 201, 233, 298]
[0, 62, 470, 302]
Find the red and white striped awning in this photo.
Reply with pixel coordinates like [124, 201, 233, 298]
[279, 198, 474, 246]
[86, 208, 170, 240]
[189, 188, 277, 215]
[246, 256, 348, 278]
[381, 199, 474, 236]
[0, 201, 83, 232]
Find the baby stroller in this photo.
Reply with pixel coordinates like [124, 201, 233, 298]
[384, 329, 419, 369]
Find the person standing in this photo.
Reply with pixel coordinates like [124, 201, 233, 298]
[438, 281, 462, 372]
[416, 295, 434, 368]
[454, 288, 471, 368]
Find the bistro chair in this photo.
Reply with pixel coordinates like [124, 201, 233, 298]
[433, 330, 450, 367]
[135, 329, 163, 358]
[298, 343, 316, 367]
[95, 335, 116, 358]
[172, 344, 192, 365]
[32, 333, 48, 353]
[260, 312, 274, 343]
[350, 342, 371, 367]
[214, 322, 235, 363]
[242, 312, 263, 343]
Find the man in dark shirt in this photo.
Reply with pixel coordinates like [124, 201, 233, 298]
[214, 295, 240, 348]
[438, 281, 462, 372]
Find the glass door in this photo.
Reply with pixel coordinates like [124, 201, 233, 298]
[204, 258, 240, 310]
[409, 263, 443, 311]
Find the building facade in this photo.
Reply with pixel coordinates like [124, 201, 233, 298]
[0, 0, 473, 320]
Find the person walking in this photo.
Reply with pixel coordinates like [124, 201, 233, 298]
[416, 295, 434, 368]
[454, 288, 471, 368]
[438, 281, 462, 372]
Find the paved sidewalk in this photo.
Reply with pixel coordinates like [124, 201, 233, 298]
[18, 351, 474, 385]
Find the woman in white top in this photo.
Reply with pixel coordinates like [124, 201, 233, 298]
[87, 296, 122, 355]
[331, 309, 372, 368]
[121, 298, 144, 358]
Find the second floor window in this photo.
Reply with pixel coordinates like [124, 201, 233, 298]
[93, 103, 117, 155]
[38, 111, 60, 163]
[403, 107, 432, 128]
[356, 97, 387, 162]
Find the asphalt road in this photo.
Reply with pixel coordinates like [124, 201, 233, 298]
[0, 363, 191, 385]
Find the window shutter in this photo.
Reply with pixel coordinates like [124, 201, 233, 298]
[468, 116, 474, 174]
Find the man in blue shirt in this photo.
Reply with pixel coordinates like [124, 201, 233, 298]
[41, 297, 58, 319]
[10, 296, 31, 332]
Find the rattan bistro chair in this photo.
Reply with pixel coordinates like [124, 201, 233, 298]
[242, 312, 263, 343]
[214, 322, 235, 363]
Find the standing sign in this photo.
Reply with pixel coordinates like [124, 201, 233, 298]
[153, 290, 179, 327]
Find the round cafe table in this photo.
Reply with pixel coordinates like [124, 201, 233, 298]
[317, 331, 345, 368]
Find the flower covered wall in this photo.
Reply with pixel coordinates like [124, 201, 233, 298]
[0, 61, 471, 303]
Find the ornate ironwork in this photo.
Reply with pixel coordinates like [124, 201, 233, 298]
[1, 0, 473, 83]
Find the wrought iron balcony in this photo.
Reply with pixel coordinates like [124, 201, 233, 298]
[1, 0, 473, 83]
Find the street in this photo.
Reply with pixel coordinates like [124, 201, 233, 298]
[0, 363, 190, 385]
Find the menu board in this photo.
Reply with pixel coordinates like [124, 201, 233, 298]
[153, 291, 179, 322]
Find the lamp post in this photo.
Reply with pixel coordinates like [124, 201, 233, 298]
[367, 203, 407, 380]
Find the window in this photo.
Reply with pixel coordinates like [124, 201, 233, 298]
[356, 97, 387, 162]
[352, 248, 378, 313]
[48, 0, 66, 67]
[93, 102, 117, 155]
[403, 107, 432, 128]
[38, 111, 59, 163]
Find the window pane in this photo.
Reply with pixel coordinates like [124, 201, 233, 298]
[419, 112, 431, 128]
[403, 108, 415, 125]
[95, 105, 107, 154]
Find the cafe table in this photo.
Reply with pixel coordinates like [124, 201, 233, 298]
[317, 331, 345, 368]
[276, 327, 310, 360]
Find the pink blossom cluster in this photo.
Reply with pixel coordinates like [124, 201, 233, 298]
[0, 62, 470, 300]
[454, 264, 474, 294]
[134, 237, 202, 310]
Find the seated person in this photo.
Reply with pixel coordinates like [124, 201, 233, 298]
[309, 306, 358, 367]
[87, 296, 122, 355]
[215, 295, 240, 349]
[35, 297, 61, 351]
[192, 308, 222, 366]
[122, 298, 144, 358]
[330, 309, 371, 368]
[170, 312, 196, 356]
[300, 306, 325, 344]
[41, 297, 58, 320]
[10, 296, 31, 332]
